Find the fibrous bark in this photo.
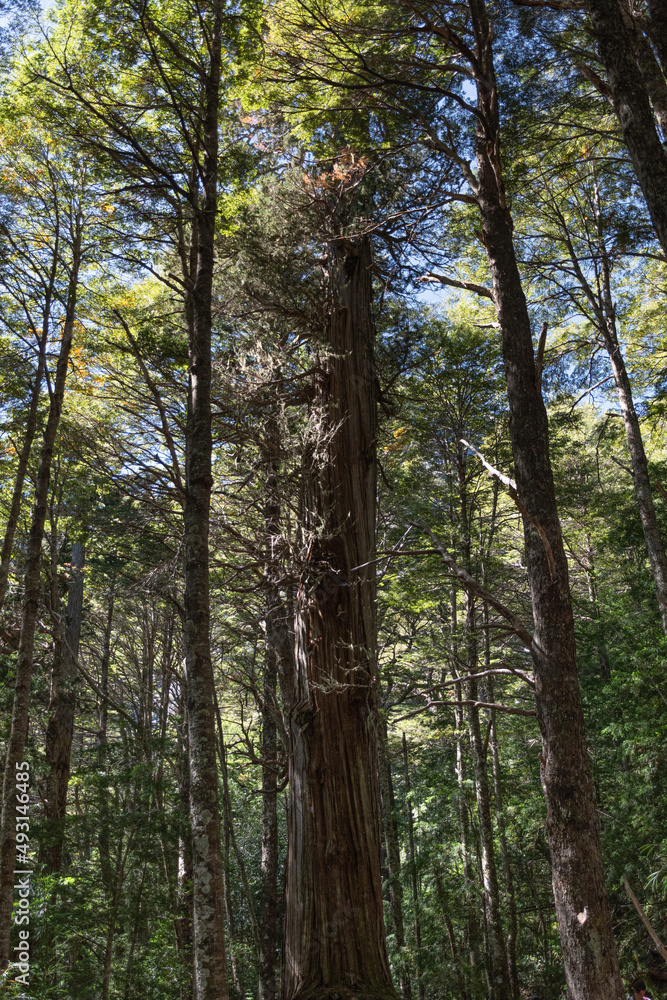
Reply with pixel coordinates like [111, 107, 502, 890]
[283, 235, 396, 1000]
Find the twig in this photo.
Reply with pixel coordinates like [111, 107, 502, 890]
[567, 376, 614, 415]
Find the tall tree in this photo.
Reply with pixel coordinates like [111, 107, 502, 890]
[283, 221, 396, 1000]
[0, 201, 82, 965]
[267, 0, 625, 994]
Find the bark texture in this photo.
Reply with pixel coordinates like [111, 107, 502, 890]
[283, 235, 395, 1000]
[182, 5, 228, 998]
[43, 541, 85, 872]
[587, 0, 667, 255]
[0, 223, 81, 966]
[468, 2, 624, 996]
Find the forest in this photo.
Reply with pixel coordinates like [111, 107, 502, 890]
[0, 0, 666, 998]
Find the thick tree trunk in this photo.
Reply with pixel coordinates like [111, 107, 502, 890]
[0, 222, 82, 967]
[377, 717, 412, 1000]
[467, 3, 624, 997]
[587, 0, 667, 256]
[463, 597, 511, 1000]
[42, 541, 85, 872]
[182, 6, 228, 997]
[0, 325, 49, 612]
[283, 235, 395, 1000]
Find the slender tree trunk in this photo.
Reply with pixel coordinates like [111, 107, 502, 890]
[214, 704, 260, 955]
[283, 234, 395, 1000]
[586, 0, 667, 256]
[42, 541, 85, 872]
[259, 601, 279, 1000]
[0, 221, 82, 966]
[377, 717, 412, 1000]
[433, 871, 470, 1000]
[258, 428, 288, 1000]
[486, 691, 520, 1000]
[463, 596, 511, 1000]
[401, 735, 424, 1000]
[177, 714, 195, 983]
[450, 592, 482, 996]
[182, 6, 228, 997]
[98, 584, 115, 895]
[645, 0, 667, 76]
[0, 324, 50, 612]
[467, 3, 624, 996]
[593, 221, 667, 632]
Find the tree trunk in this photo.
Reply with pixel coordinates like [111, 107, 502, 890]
[621, 0, 667, 138]
[259, 598, 280, 1000]
[450, 592, 483, 997]
[587, 0, 667, 256]
[645, 0, 667, 75]
[98, 583, 115, 895]
[0, 324, 49, 612]
[0, 219, 82, 967]
[177, 712, 195, 983]
[463, 597, 511, 1000]
[283, 235, 396, 1000]
[401, 735, 424, 1000]
[594, 219, 667, 633]
[182, 5, 228, 997]
[42, 541, 85, 872]
[377, 717, 412, 1000]
[486, 685, 520, 1000]
[467, 2, 624, 996]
